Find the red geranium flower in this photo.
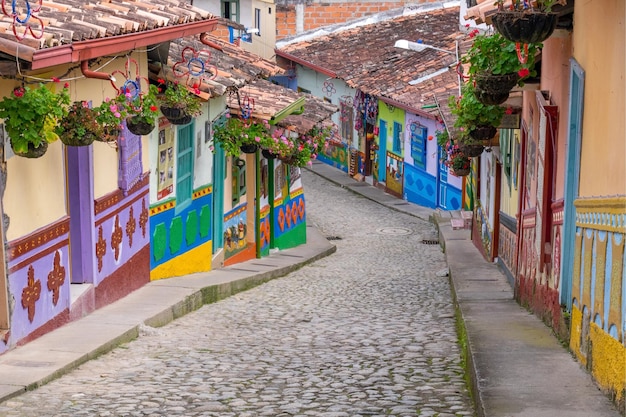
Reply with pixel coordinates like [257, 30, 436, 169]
[518, 68, 530, 78]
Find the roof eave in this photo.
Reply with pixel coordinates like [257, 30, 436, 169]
[275, 49, 337, 79]
[29, 18, 219, 70]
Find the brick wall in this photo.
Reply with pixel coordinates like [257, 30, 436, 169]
[276, 1, 440, 40]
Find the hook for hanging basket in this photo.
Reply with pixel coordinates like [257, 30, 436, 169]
[516, 42, 529, 64]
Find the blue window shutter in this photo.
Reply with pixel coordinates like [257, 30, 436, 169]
[393, 121, 402, 153]
[409, 123, 427, 170]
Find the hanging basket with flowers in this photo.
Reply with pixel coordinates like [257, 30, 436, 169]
[212, 114, 271, 157]
[491, 0, 559, 44]
[462, 31, 540, 104]
[274, 124, 332, 167]
[442, 143, 472, 177]
[0, 82, 70, 158]
[94, 94, 129, 143]
[57, 101, 101, 147]
[157, 79, 203, 125]
[449, 83, 504, 142]
[125, 84, 159, 136]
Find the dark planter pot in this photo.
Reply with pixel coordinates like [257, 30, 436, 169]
[460, 143, 485, 158]
[127, 117, 155, 136]
[470, 125, 497, 141]
[452, 167, 470, 177]
[60, 132, 96, 147]
[160, 106, 192, 125]
[240, 143, 258, 154]
[12, 140, 48, 158]
[475, 72, 519, 95]
[474, 88, 510, 106]
[492, 11, 558, 44]
[278, 155, 298, 165]
[261, 149, 277, 159]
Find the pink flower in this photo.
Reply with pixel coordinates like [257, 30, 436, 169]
[255, 136, 261, 142]
[13, 87, 24, 98]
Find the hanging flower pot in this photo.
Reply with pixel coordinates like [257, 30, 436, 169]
[11, 140, 48, 158]
[475, 72, 519, 95]
[459, 143, 485, 158]
[57, 102, 100, 147]
[160, 106, 192, 125]
[452, 167, 471, 177]
[474, 88, 510, 106]
[469, 125, 497, 141]
[240, 143, 258, 154]
[492, 11, 558, 44]
[126, 116, 155, 136]
[262, 149, 277, 159]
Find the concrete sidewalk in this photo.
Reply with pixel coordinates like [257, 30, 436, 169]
[0, 160, 621, 416]
[306, 160, 622, 417]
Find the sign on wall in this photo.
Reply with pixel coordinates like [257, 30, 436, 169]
[157, 126, 175, 200]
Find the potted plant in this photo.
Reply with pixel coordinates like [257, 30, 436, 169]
[462, 31, 540, 104]
[0, 82, 70, 158]
[443, 144, 471, 177]
[212, 114, 270, 156]
[276, 124, 331, 166]
[259, 127, 293, 160]
[94, 94, 129, 143]
[491, 0, 560, 44]
[157, 79, 203, 125]
[56, 101, 102, 147]
[449, 83, 504, 141]
[125, 84, 159, 136]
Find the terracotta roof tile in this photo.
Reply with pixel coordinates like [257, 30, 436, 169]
[277, 6, 464, 115]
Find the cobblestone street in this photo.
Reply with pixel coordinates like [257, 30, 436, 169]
[0, 172, 474, 417]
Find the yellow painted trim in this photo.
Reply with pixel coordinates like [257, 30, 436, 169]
[290, 188, 304, 199]
[192, 185, 213, 200]
[575, 196, 626, 233]
[570, 305, 587, 366]
[150, 199, 176, 216]
[150, 241, 212, 280]
[589, 323, 625, 404]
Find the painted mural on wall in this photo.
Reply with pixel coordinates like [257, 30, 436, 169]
[223, 203, 248, 259]
[318, 140, 349, 172]
[386, 151, 403, 197]
[157, 126, 174, 199]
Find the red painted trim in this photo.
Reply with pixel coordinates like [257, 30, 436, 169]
[8, 240, 68, 274]
[30, 19, 218, 70]
[94, 175, 149, 216]
[7, 217, 70, 260]
[275, 49, 338, 78]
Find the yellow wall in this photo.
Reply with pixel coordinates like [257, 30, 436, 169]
[573, 0, 625, 197]
[1, 76, 67, 241]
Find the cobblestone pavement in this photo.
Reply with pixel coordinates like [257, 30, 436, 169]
[0, 172, 474, 417]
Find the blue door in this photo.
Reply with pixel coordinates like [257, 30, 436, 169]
[378, 120, 387, 182]
[560, 58, 585, 310]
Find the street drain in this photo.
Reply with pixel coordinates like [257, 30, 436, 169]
[421, 238, 440, 245]
[375, 227, 412, 236]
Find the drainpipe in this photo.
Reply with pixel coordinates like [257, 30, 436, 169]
[200, 33, 223, 51]
[81, 60, 115, 81]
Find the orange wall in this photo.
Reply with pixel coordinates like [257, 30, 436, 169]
[573, 0, 625, 198]
[539, 32, 572, 202]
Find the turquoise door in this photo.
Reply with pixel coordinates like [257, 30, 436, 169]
[378, 120, 387, 181]
[212, 144, 225, 254]
[561, 58, 585, 310]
